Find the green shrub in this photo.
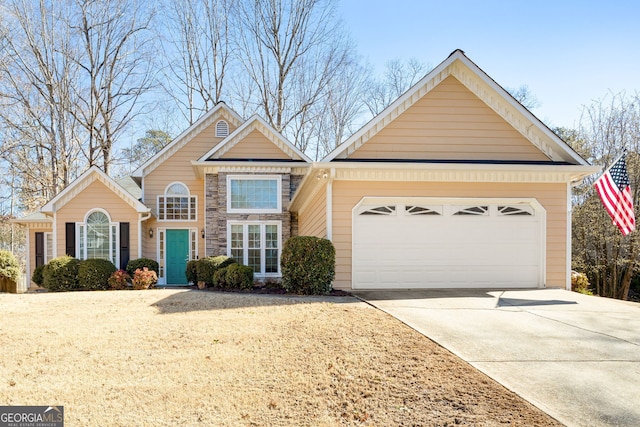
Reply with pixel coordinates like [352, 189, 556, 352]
[185, 260, 198, 284]
[213, 268, 227, 288]
[197, 256, 237, 286]
[132, 267, 158, 290]
[126, 258, 159, 277]
[78, 259, 117, 290]
[43, 256, 80, 292]
[0, 250, 20, 283]
[108, 269, 131, 290]
[281, 236, 335, 295]
[32, 265, 45, 286]
[225, 264, 254, 290]
[196, 258, 217, 286]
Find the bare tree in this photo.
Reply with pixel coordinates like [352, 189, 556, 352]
[506, 84, 540, 110]
[0, 0, 83, 209]
[160, 0, 234, 126]
[364, 58, 430, 116]
[71, 0, 156, 174]
[570, 91, 640, 300]
[306, 58, 369, 159]
[235, 0, 353, 150]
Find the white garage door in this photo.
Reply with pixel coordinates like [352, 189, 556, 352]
[352, 198, 545, 289]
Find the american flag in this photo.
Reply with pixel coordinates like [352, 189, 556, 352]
[594, 154, 636, 235]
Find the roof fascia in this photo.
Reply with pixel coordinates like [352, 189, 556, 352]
[322, 51, 462, 162]
[323, 49, 589, 166]
[132, 102, 244, 177]
[41, 166, 150, 214]
[197, 115, 312, 163]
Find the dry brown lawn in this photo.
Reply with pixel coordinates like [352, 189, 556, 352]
[0, 289, 562, 426]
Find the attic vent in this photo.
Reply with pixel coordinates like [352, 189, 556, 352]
[215, 120, 229, 137]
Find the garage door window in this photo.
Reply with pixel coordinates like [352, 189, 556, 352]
[360, 205, 396, 215]
[498, 205, 534, 216]
[453, 206, 489, 216]
[405, 205, 442, 216]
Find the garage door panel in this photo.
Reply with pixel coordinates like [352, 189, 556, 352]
[353, 199, 543, 289]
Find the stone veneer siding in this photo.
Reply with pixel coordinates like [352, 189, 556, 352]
[205, 172, 303, 257]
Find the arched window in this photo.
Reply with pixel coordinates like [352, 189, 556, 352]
[158, 182, 197, 221]
[78, 209, 118, 264]
[215, 120, 229, 137]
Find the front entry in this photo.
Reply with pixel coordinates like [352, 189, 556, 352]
[166, 229, 189, 285]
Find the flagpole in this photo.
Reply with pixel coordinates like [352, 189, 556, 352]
[597, 149, 628, 179]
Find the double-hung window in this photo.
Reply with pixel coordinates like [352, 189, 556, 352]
[227, 175, 281, 213]
[158, 182, 197, 221]
[77, 209, 118, 265]
[229, 222, 280, 276]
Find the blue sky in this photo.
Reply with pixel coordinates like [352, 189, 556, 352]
[338, 0, 640, 130]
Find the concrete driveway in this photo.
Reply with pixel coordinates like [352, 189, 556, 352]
[353, 289, 640, 427]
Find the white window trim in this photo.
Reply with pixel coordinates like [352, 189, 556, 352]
[157, 181, 197, 222]
[44, 232, 54, 264]
[227, 175, 282, 214]
[76, 208, 119, 267]
[227, 221, 282, 277]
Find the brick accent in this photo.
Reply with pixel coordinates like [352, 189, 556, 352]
[204, 172, 296, 257]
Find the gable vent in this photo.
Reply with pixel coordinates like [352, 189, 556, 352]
[215, 120, 229, 137]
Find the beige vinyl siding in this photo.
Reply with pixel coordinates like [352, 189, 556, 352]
[349, 76, 548, 162]
[330, 180, 567, 290]
[220, 129, 292, 159]
[297, 185, 327, 237]
[54, 180, 140, 260]
[142, 121, 233, 260]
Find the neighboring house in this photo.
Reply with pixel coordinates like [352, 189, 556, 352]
[14, 50, 598, 291]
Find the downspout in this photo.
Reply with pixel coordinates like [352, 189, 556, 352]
[25, 224, 31, 289]
[567, 177, 585, 291]
[138, 212, 152, 258]
[326, 168, 335, 241]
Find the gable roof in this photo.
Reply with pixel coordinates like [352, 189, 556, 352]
[41, 166, 150, 214]
[324, 49, 589, 166]
[132, 102, 244, 177]
[197, 115, 312, 162]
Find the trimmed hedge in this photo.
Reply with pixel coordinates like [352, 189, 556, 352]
[78, 259, 117, 290]
[43, 256, 80, 292]
[32, 264, 45, 287]
[224, 264, 254, 290]
[280, 236, 335, 295]
[126, 258, 159, 277]
[0, 250, 20, 283]
[185, 260, 198, 284]
[196, 256, 236, 286]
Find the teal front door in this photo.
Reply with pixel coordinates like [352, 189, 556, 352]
[166, 229, 189, 285]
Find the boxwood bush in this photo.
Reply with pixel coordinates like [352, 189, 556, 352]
[224, 264, 254, 290]
[280, 236, 335, 295]
[197, 256, 236, 286]
[78, 259, 117, 290]
[0, 250, 21, 283]
[43, 256, 80, 292]
[32, 264, 45, 287]
[126, 258, 159, 277]
[185, 260, 198, 284]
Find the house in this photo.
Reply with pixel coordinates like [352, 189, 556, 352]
[15, 50, 598, 291]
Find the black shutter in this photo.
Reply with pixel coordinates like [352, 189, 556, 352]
[65, 222, 76, 257]
[119, 222, 130, 270]
[35, 232, 45, 267]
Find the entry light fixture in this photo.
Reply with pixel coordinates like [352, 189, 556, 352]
[149, 228, 154, 238]
[201, 229, 205, 239]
